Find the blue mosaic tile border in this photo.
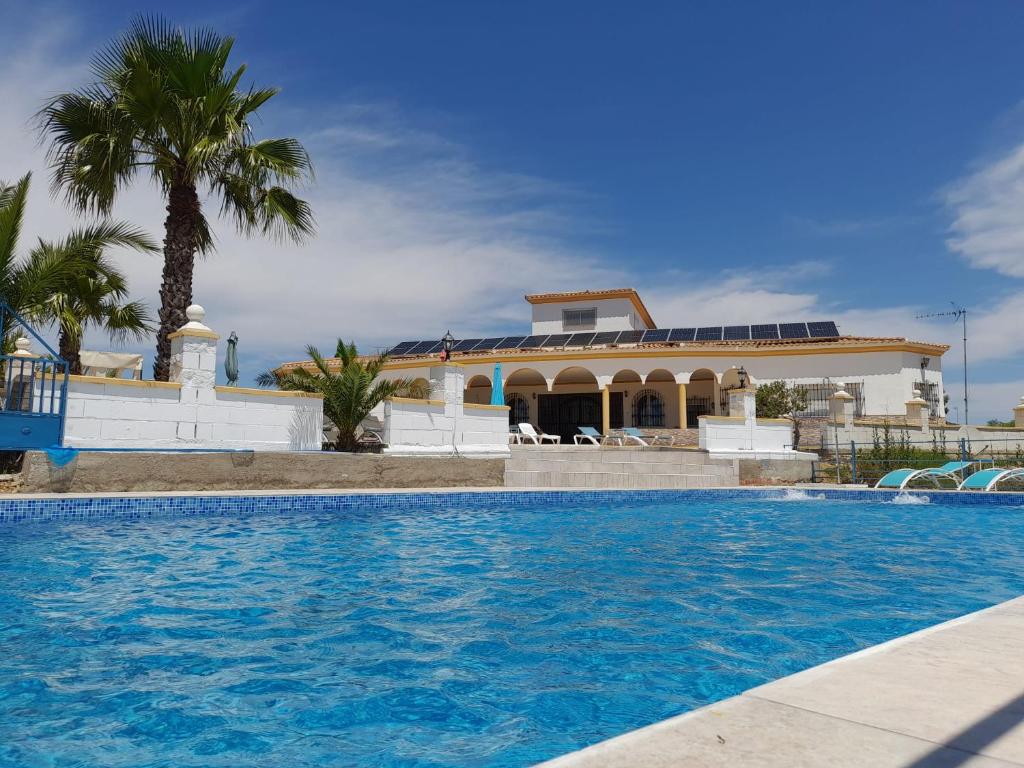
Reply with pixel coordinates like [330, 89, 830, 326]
[0, 486, 1022, 526]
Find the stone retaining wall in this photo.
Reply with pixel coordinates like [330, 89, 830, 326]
[16, 451, 505, 494]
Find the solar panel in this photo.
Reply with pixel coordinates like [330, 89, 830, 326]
[779, 322, 809, 339]
[641, 329, 670, 343]
[591, 331, 622, 345]
[544, 334, 572, 347]
[695, 326, 723, 341]
[471, 337, 508, 351]
[807, 321, 840, 338]
[452, 338, 481, 352]
[406, 340, 437, 355]
[500, 336, 526, 348]
[423, 340, 444, 354]
[751, 324, 779, 340]
[566, 332, 597, 347]
[668, 327, 696, 342]
[385, 340, 418, 355]
[517, 335, 550, 348]
[723, 325, 750, 341]
[616, 330, 645, 344]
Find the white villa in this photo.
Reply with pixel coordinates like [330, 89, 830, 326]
[281, 288, 950, 443]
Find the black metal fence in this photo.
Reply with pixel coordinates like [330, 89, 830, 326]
[815, 427, 1024, 486]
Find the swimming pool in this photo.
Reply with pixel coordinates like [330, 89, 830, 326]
[1, 490, 1023, 767]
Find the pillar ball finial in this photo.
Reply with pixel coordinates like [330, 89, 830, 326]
[186, 304, 205, 323]
[14, 337, 31, 352]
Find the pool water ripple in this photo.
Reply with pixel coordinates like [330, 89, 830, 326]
[1, 498, 1024, 767]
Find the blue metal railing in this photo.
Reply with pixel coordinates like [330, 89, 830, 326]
[0, 303, 69, 449]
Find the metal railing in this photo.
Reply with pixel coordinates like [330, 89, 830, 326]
[0, 303, 69, 450]
[816, 432, 1024, 486]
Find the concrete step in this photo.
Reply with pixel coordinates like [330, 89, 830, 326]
[511, 447, 700, 462]
[504, 469, 722, 489]
[506, 458, 720, 475]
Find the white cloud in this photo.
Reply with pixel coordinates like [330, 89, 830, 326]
[946, 142, 1024, 277]
[788, 214, 915, 236]
[0, 20, 621, 367]
[642, 274, 819, 327]
[3, 8, 1020, 423]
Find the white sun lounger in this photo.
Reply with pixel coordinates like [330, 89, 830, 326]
[518, 423, 560, 444]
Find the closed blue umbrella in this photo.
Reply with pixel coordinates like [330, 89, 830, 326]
[490, 362, 504, 406]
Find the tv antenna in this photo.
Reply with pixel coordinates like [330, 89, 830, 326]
[916, 303, 968, 425]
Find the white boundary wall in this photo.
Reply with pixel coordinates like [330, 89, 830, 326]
[64, 378, 322, 451]
[381, 365, 511, 457]
[699, 388, 796, 453]
[55, 305, 323, 451]
[699, 416, 793, 452]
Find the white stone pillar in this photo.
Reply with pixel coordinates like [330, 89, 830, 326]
[11, 337, 34, 358]
[728, 387, 757, 426]
[429, 364, 465, 417]
[169, 304, 219, 389]
[905, 389, 930, 435]
[168, 304, 219, 441]
[429, 364, 464, 447]
[831, 386, 855, 430]
[8, 337, 37, 412]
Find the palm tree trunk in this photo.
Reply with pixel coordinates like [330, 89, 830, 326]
[58, 329, 82, 375]
[153, 177, 200, 381]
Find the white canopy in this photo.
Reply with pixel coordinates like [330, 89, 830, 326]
[79, 350, 144, 380]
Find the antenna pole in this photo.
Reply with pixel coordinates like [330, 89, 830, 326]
[915, 304, 969, 425]
[962, 310, 968, 425]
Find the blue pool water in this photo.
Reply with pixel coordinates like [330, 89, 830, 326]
[2, 492, 1024, 767]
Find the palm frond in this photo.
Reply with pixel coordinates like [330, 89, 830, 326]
[0, 173, 30, 295]
[99, 300, 153, 344]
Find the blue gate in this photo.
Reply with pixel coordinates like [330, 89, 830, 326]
[0, 303, 69, 450]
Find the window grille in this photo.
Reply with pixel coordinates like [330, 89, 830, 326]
[916, 381, 940, 416]
[632, 388, 666, 427]
[506, 393, 530, 425]
[794, 381, 865, 418]
[685, 396, 714, 428]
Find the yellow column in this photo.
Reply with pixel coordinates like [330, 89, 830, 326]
[712, 376, 721, 415]
[677, 382, 687, 428]
[601, 386, 610, 435]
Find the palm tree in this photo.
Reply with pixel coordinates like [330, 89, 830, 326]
[0, 173, 155, 362]
[34, 243, 154, 374]
[39, 16, 315, 381]
[257, 341, 424, 451]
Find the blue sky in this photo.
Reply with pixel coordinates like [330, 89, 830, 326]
[2, 1, 1024, 420]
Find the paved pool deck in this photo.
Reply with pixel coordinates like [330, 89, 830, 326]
[539, 596, 1024, 767]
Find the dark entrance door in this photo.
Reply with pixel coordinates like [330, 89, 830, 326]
[538, 393, 602, 443]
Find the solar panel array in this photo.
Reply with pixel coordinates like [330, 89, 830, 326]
[383, 321, 840, 356]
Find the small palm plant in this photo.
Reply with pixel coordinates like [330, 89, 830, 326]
[0, 173, 155, 365]
[34, 242, 154, 374]
[257, 341, 424, 451]
[39, 16, 315, 381]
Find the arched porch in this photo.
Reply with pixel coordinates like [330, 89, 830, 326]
[466, 359, 757, 440]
